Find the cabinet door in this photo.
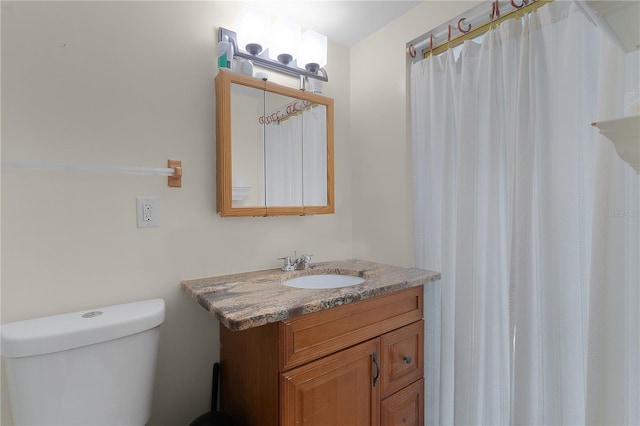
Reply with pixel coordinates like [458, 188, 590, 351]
[280, 339, 381, 426]
[380, 320, 424, 399]
[380, 378, 424, 426]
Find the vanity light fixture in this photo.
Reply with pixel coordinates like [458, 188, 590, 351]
[220, 6, 328, 83]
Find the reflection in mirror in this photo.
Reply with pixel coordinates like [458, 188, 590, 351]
[263, 92, 303, 206]
[302, 104, 328, 206]
[262, 97, 328, 207]
[230, 84, 329, 208]
[231, 83, 264, 207]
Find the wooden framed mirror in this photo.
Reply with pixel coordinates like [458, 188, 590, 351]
[215, 69, 334, 217]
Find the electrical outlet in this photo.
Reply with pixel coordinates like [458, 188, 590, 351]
[136, 196, 159, 228]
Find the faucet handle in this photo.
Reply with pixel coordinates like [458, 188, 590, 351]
[300, 254, 313, 269]
[278, 256, 295, 271]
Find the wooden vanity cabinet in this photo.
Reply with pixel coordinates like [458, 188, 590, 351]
[219, 286, 425, 426]
[280, 338, 381, 426]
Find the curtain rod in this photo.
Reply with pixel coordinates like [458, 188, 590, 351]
[275, 103, 317, 125]
[260, 101, 320, 126]
[259, 99, 311, 125]
[407, 0, 553, 61]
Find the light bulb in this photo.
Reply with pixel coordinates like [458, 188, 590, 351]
[300, 30, 327, 72]
[236, 6, 270, 55]
[269, 18, 300, 65]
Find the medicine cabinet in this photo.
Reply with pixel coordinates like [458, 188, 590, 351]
[215, 69, 335, 217]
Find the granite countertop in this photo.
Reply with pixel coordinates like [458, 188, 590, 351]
[181, 258, 441, 331]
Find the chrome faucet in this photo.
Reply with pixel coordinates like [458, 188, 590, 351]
[279, 253, 313, 271]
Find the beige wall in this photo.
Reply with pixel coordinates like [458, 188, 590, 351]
[1, 1, 477, 424]
[0, 2, 351, 424]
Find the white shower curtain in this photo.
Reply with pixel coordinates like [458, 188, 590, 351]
[411, 2, 639, 425]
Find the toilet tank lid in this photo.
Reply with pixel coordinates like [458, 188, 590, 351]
[0, 298, 165, 358]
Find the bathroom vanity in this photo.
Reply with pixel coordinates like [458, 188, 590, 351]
[181, 259, 440, 426]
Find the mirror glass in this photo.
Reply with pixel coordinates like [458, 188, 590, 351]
[220, 70, 332, 216]
[230, 83, 265, 207]
[263, 92, 327, 207]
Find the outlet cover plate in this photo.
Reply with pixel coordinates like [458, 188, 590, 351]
[136, 196, 159, 228]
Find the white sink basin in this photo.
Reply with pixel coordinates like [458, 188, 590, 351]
[282, 274, 365, 289]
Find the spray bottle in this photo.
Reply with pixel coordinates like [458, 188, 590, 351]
[217, 36, 230, 69]
[226, 35, 235, 70]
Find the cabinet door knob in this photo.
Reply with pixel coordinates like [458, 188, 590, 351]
[402, 418, 408, 423]
[402, 356, 412, 364]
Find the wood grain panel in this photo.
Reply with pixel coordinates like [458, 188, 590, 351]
[278, 287, 423, 370]
[380, 320, 424, 399]
[380, 378, 424, 426]
[280, 339, 380, 426]
[220, 322, 279, 426]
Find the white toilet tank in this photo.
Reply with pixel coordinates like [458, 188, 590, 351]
[1, 298, 165, 426]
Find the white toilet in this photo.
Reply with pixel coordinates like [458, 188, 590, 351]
[1, 298, 165, 425]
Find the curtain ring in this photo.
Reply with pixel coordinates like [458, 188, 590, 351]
[510, 0, 528, 8]
[490, 0, 501, 21]
[458, 18, 471, 34]
[407, 44, 417, 58]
